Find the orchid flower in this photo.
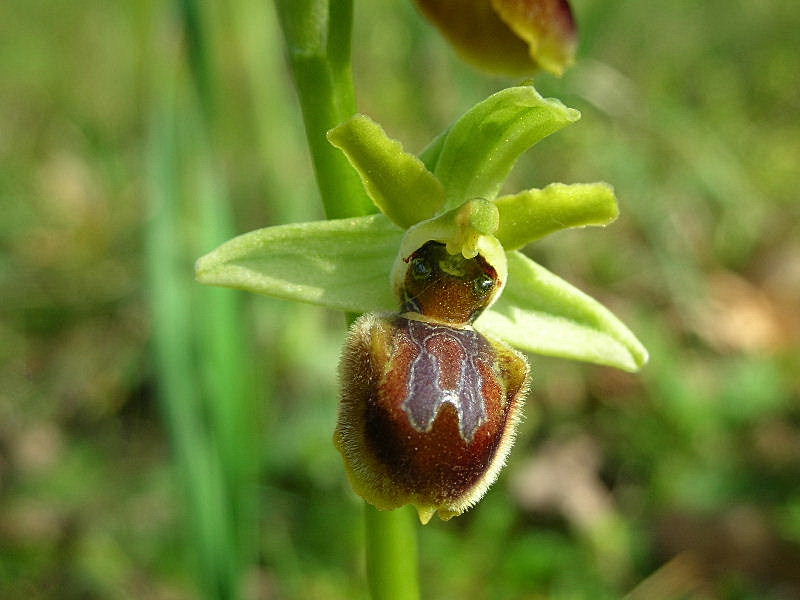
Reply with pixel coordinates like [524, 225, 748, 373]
[195, 85, 647, 521]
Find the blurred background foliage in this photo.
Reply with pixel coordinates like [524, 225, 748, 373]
[1, 0, 799, 598]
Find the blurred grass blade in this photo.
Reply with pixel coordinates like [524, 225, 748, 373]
[146, 0, 263, 595]
[189, 107, 263, 591]
[180, 0, 264, 592]
[230, 0, 317, 223]
[145, 87, 239, 598]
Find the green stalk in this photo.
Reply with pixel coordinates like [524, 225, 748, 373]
[274, 0, 373, 219]
[365, 505, 421, 600]
[274, 1, 420, 598]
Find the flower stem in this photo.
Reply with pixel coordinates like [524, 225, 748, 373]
[273, 0, 373, 220]
[365, 505, 421, 600]
[274, 2, 420, 598]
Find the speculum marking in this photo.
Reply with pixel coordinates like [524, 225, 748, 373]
[399, 318, 489, 443]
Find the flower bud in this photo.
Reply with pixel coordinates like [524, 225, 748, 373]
[335, 239, 530, 523]
[413, 0, 577, 76]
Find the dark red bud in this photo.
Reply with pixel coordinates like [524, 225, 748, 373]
[414, 0, 577, 76]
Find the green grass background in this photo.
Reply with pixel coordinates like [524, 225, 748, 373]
[1, 0, 799, 598]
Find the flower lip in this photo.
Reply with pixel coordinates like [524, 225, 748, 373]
[334, 312, 530, 523]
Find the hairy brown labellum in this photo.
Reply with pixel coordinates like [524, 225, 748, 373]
[335, 314, 528, 522]
[335, 244, 529, 522]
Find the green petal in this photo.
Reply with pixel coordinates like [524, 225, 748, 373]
[431, 85, 579, 209]
[328, 114, 445, 228]
[195, 215, 402, 313]
[475, 251, 648, 371]
[495, 182, 619, 250]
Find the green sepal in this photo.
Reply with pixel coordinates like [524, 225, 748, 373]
[432, 85, 579, 208]
[328, 115, 446, 228]
[476, 251, 648, 371]
[495, 182, 619, 250]
[195, 214, 401, 313]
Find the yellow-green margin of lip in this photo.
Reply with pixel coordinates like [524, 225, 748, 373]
[390, 198, 508, 309]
